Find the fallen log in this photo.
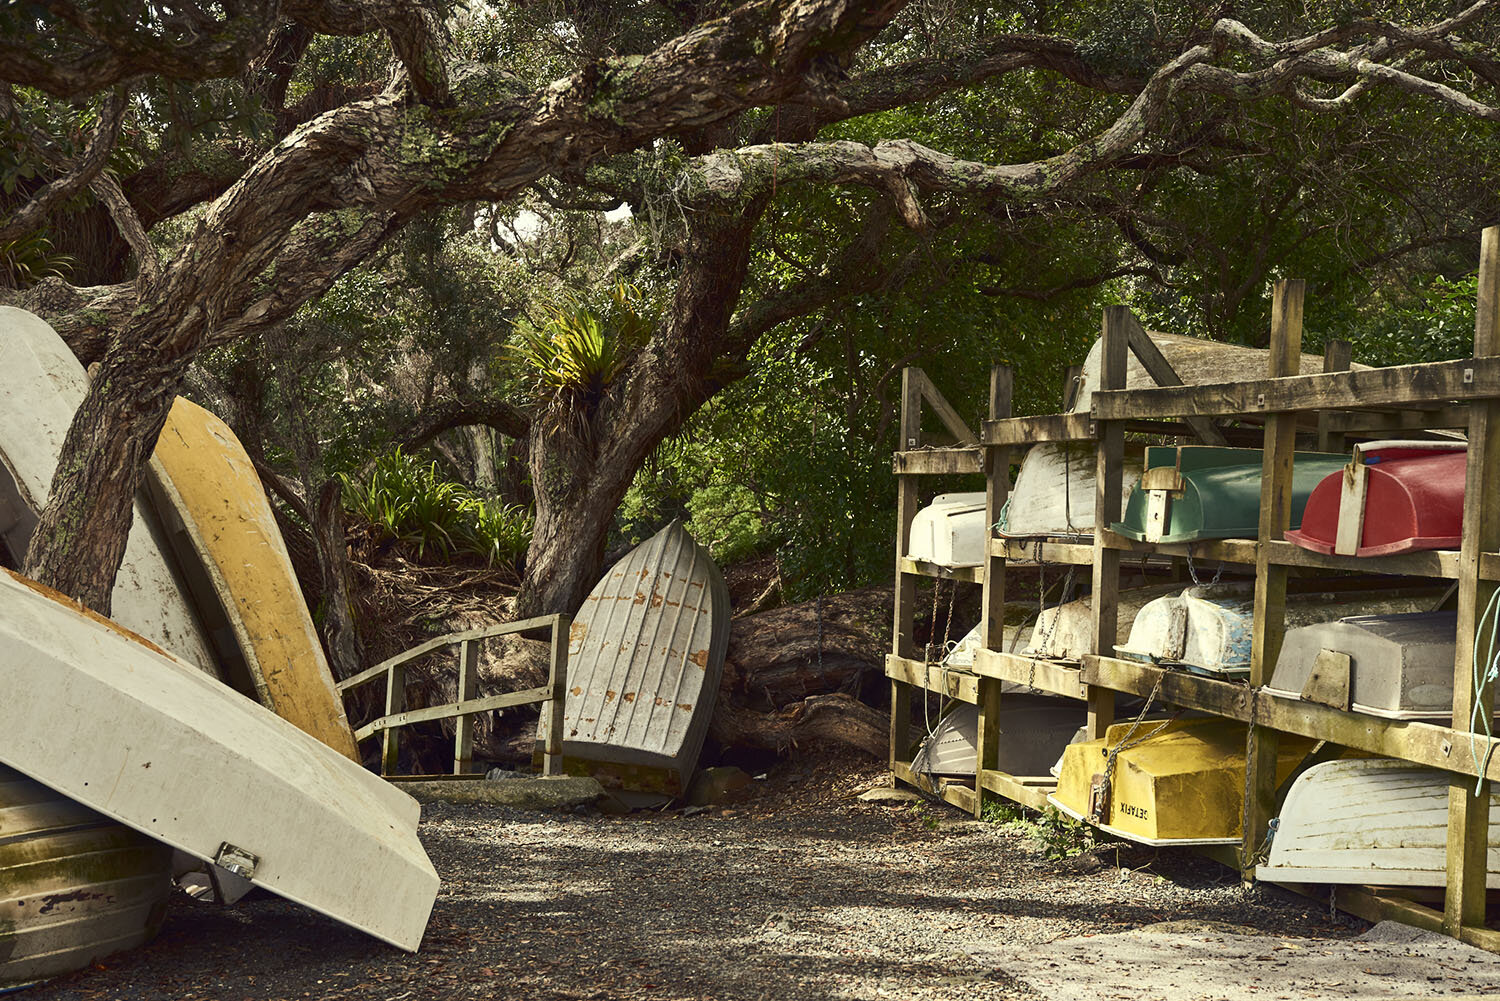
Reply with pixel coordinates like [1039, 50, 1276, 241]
[709, 693, 887, 758]
[723, 587, 892, 709]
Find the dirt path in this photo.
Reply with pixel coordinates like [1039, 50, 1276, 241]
[34, 757, 1388, 1001]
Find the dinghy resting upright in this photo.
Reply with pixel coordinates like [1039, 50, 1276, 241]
[1113, 446, 1346, 544]
[1285, 441, 1467, 557]
[0, 568, 438, 952]
[1049, 718, 1316, 846]
[1260, 758, 1500, 889]
[0, 306, 222, 677]
[559, 520, 730, 797]
[148, 397, 359, 760]
[0, 765, 173, 991]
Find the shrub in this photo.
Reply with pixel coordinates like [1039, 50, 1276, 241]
[339, 448, 531, 567]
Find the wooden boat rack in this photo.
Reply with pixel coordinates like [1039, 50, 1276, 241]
[888, 226, 1500, 949]
[338, 614, 570, 778]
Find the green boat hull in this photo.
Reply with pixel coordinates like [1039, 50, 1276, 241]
[1113, 446, 1347, 544]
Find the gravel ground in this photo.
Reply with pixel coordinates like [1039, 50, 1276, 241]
[35, 754, 1368, 1001]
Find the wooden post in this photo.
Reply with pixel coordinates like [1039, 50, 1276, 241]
[975, 365, 1012, 816]
[1317, 339, 1353, 453]
[1446, 226, 1500, 935]
[890, 369, 923, 769]
[542, 613, 571, 776]
[1087, 308, 1130, 738]
[381, 661, 405, 777]
[1242, 279, 1304, 878]
[452, 639, 480, 774]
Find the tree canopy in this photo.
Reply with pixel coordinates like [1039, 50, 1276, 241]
[2, 0, 1498, 623]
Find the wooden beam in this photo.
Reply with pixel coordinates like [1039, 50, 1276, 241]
[1317, 339, 1353, 452]
[917, 372, 979, 446]
[337, 615, 562, 693]
[977, 366, 1013, 817]
[358, 685, 555, 741]
[972, 649, 1087, 699]
[981, 412, 1095, 446]
[1447, 225, 1500, 936]
[380, 662, 404, 776]
[542, 613, 570, 776]
[892, 447, 983, 475]
[993, 537, 1096, 565]
[892, 760, 979, 814]
[452, 638, 480, 775]
[977, 769, 1056, 811]
[1091, 355, 1500, 422]
[1087, 306, 1129, 738]
[1320, 405, 1472, 434]
[894, 368, 922, 661]
[885, 655, 981, 703]
[1244, 278, 1304, 878]
[1125, 320, 1227, 445]
[898, 557, 985, 584]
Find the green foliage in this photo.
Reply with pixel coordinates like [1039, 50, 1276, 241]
[0, 230, 73, 286]
[511, 281, 656, 399]
[1030, 807, 1101, 860]
[980, 800, 1030, 825]
[1335, 274, 1479, 367]
[339, 449, 531, 567]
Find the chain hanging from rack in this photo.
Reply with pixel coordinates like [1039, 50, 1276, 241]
[1089, 673, 1178, 823]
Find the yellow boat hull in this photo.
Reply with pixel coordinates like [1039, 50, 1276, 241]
[1049, 718, 1315, 845]
[148, 399, 359, 761]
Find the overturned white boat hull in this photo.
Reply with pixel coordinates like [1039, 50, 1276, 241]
[910, 698, 1089, 777]
[1023, 583, 1184, 662]
[560, 520, 730, 796]
[0, 307, 221, 678]
[1261, 758, 1500, 889]
[907, 492, 987, 566]
[1267, 611, 1459, 719]
[0, 569, 437, 951]
[1117, 585, 1444, 679]
[998, 443, 1141, 540]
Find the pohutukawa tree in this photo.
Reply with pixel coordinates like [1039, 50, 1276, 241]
[2, 0, 1498, 620]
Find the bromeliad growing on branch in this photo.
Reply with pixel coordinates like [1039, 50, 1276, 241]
[1, 0, 1498, 621]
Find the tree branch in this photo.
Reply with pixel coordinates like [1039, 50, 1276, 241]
[0, 85, 127, 243]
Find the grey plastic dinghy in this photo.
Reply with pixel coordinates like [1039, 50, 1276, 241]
[554, 520, 730, 797]
[1266, 611, 1458, 719]
[910, 697, 1089, 778]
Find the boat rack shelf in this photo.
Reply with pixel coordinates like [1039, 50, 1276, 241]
[888, 227, 1500, 948]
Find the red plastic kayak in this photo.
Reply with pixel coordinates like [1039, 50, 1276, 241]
[1285, 442, 1466, 557]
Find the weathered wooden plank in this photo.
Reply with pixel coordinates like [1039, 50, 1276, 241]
[542, 612, 570, 777]
[971, 649, 1087, 699]
[1244, 279, 1304, 877]
[1447, 225, 1500, 935]
[897, 557, 985, 584]
[977, 768, 1056, 812]
[380, 662, 404, 776]
[1092, 355, 1500, 421]
[1088, 307, 1130, 739]
[893, 368, 922, 661]
[337, 615, 563, 693]
[1321, 405, 1472, 434]
[993, 537, 1095, 565]
[1083, 655, 1500, 784]
[1317, 340, 1353, 453]
[892, 448, 983, 475]
[884, 655, 981, 703]
[917, 371, 979, 446]
[981, 412, 1095, 446]
[358, 685, 554, 741]
[1302, 887, 1500, 953]
[1332, 457, 1369, 557]
[977, 366, 1013, 817]
[892, 760, 979, 813]
[1125, 320, 1228, 446]
[452, 639, 480, 775]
